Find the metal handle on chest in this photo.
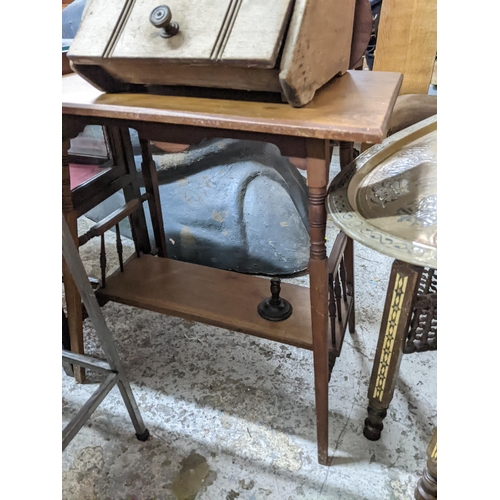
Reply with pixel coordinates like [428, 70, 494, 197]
[150, 5, 179, 38]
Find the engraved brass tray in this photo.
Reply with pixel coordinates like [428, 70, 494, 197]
[327, 115, 437, 268]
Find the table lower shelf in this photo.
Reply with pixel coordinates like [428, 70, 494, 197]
[96, 254, 315, 350]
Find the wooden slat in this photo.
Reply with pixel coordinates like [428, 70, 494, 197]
[78, 195, 147, 246]
[279, 0, 356, 106]
[62, 70, 403, 143]
[373, 0, 437, 95]
[67, 0, 128, 59]
[70, 172, 132, 218]
[327, 232, 348, 276]
[220, 0, 294, 68]
[96, 255, 314, 350]
[99, 59, 283, 92]
[111, 0, 232, 62]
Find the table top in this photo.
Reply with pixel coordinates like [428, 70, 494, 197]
[326, 115, 437, 269]
[62, 70, 402, 144]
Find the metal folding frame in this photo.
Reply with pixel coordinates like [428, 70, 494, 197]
[62, 215, 149, 451]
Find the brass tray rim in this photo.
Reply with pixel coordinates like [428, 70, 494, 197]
[327, 115, 437, 269]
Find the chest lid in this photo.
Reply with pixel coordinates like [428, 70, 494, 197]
[69, 0, 294, 69]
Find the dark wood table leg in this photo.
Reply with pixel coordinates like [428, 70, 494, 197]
[62, 139, 86, 383]
[363, 260, 422, 440]
[338, 142, 356, 334]
[343, 237, 356, 334]
[108, 126, 151, 255]
[306, 138, 332, 465]
[415, 427, 437, 500]
[139, 137, 167, 257]
[339, 141, 354, 170]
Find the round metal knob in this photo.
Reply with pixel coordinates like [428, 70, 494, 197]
[150, 5, 179, 38]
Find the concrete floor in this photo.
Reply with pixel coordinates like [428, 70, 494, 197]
[62, 150, 437, 500]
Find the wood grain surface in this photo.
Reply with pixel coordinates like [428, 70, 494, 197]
[373, 0, 437, 95]
[112, 0, 232, 62]
[99, 59, 283, 92]
[279, 0, 356, 106]
[220, 0, 293, 68]
[67, 0, 127, 59]
[97, 255, 315, 350]
[63, 70, 402, 143]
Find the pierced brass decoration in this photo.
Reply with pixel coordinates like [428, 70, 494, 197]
[327, 115, 437, 268]
[372, 272, 408, 401]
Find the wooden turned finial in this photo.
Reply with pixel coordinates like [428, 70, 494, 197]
[363, 406, 387, 441]
[258, 278, 293, 322]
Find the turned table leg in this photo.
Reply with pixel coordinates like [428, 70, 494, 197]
[363, 260, 422, 440]
[306, 139, 332, 465]
[415, 427, 437, 500]
[62, 138, 85, 383]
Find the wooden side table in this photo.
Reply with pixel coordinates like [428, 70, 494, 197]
[62, 125, 152, 382]
[62, 70, 402, 465]
[327, 115, 437, 494]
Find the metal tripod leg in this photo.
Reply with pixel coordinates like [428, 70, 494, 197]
[62, 215, 149, 450]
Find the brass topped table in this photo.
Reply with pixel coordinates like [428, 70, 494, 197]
[327, 115, 437, 495]
[326, 115, 437, 268]
[62, 69, 403, 465]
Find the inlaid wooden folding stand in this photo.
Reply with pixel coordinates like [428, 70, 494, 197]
[326, 116, 437, 494]
[62, 69, 402, 464]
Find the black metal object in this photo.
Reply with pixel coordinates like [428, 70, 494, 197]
[258, 278, 292, 322]
[135, 429, 151, 442]
[150, 5, 179, 38]
[85, 138, 310, 277]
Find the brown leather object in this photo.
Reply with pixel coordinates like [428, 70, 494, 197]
[387, 94, 437, 136]
[349, 0, 373, 69]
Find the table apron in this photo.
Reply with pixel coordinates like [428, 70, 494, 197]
[62, 115, 339, 159]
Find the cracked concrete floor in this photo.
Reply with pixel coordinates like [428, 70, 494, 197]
[62, 152, 436, 500]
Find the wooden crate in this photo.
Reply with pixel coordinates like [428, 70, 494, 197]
[67, 0, 356, 107]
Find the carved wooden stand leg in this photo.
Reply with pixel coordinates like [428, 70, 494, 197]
[415, 428, 437, 500]
[306, 139, 332, 465]
[363, 260, 422, 440]
[62, 139, 86, 382]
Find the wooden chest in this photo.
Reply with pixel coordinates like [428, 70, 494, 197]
[67, 0, 356, 107]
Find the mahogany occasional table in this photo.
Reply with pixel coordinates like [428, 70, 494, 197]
[62, 69, 402, 465]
